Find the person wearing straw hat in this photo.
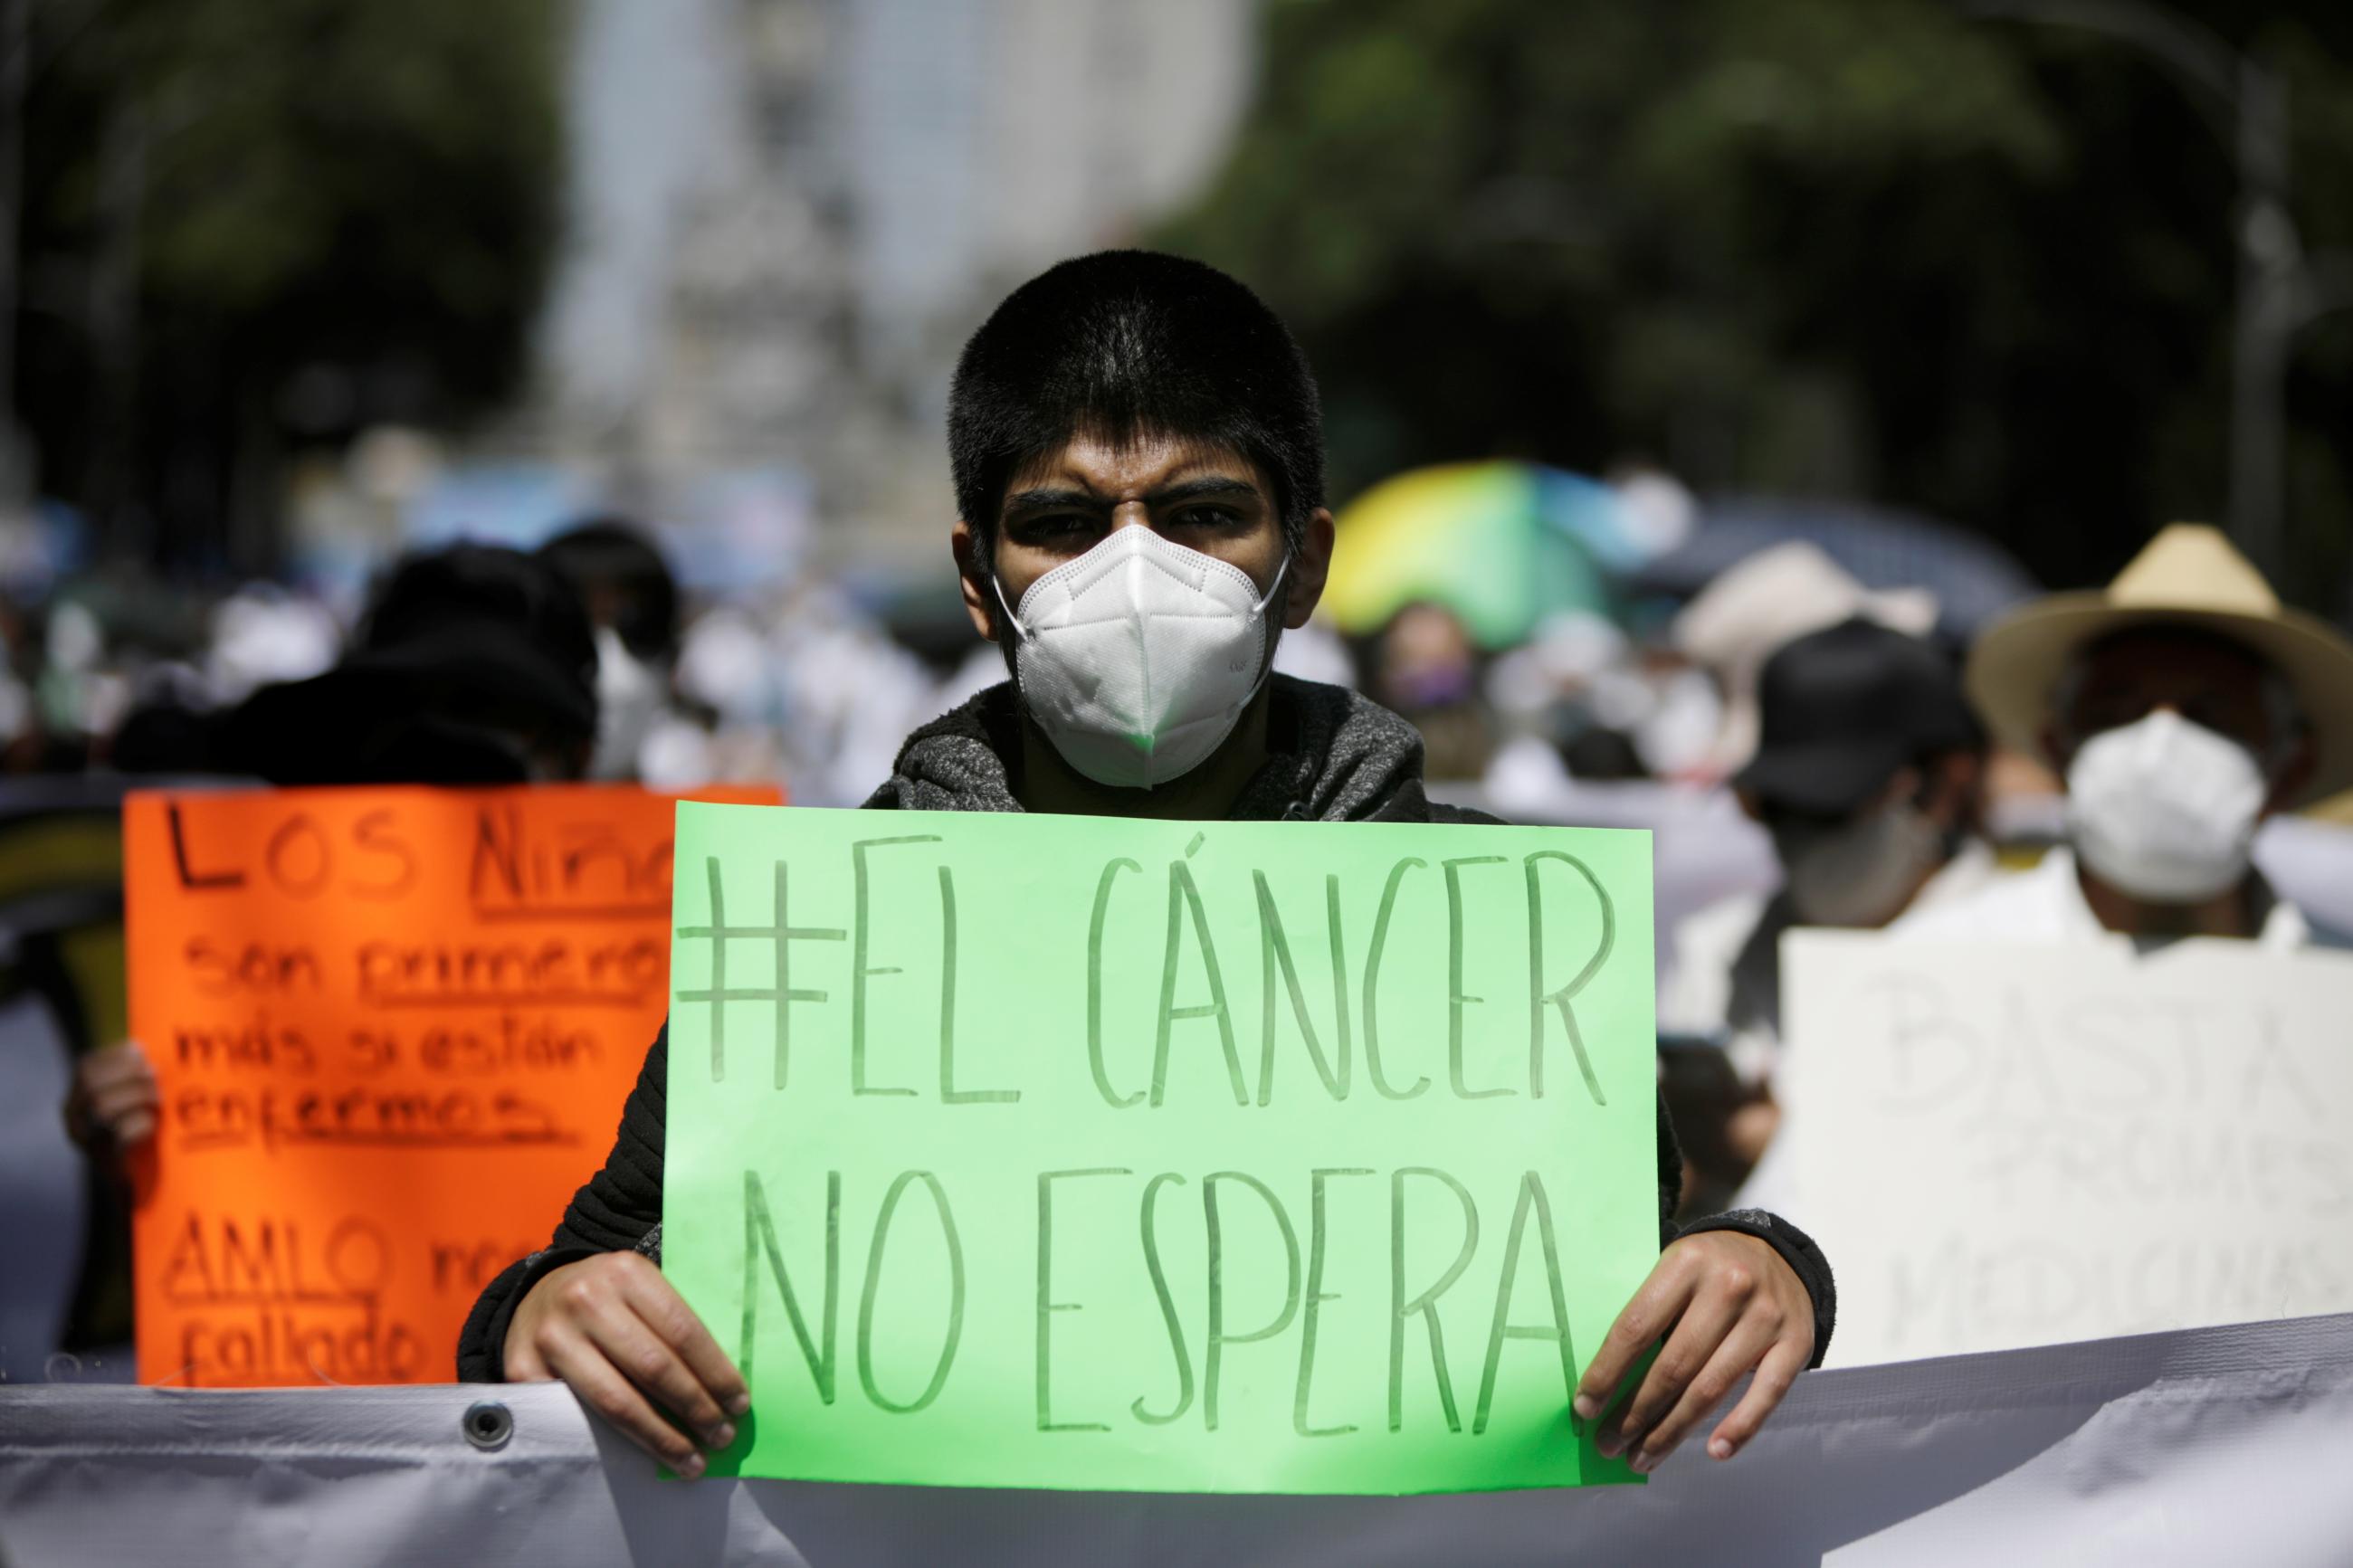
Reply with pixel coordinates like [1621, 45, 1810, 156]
[1897, 523, 2353, 947]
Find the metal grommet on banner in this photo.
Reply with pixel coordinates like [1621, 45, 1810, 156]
[462, 1401, 514, 1452]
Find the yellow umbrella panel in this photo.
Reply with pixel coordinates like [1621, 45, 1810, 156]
[1322, 461, 1620, 649]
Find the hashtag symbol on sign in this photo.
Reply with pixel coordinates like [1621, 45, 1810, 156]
[673, 856, 844, 1087]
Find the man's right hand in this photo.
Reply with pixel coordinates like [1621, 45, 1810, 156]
[502, 1251, 748, 1477]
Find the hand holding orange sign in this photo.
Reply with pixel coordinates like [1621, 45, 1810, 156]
[124, 784, 776, 1387]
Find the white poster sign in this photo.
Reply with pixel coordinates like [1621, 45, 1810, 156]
[1777, 933, 2353, 1367]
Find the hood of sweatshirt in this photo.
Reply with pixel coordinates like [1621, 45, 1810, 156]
[863, 675, 1452, 822]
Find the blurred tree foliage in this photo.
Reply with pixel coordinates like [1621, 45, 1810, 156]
[14, 0, 569, 570]
[1160, 0, 2353, 612]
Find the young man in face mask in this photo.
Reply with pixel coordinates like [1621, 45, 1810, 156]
[1659, 618, 1989, 1197]
[460, 251, 1835, 1482]
[1897, 524, 2353, 947]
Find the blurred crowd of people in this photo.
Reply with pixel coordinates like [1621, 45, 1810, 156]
[0, 518, 946, 806]
[14, 498, 2349, 1240]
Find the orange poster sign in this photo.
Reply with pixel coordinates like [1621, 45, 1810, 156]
[123, 783, 778, 1387]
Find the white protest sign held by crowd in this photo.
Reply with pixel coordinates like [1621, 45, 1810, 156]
[1777, 932, 2353, 1367]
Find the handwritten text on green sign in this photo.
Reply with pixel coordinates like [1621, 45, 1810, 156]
[662, 806, 1656, 1494]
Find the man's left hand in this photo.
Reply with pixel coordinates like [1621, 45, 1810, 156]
[1572, 1231, 1814, 1473]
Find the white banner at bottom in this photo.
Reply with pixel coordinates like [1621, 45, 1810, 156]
[5, 1311, 2352, 1567]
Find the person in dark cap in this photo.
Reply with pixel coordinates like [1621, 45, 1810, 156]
[1659, 617, 1989, 1196]
[1739, 619, 1986, 931]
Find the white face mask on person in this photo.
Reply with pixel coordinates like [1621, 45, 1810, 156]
[1773, 800, 1948, 927]
[590, 625, 666, 781]
[2065, 708, 2269, 903]
[994, 526, 1289, 790]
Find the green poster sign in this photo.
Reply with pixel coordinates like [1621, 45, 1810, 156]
[662, 805, 1656, 1494]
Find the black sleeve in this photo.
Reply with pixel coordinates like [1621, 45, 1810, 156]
[456, 1022, 672, 1383]
[1654, 1087, 1836, 1366]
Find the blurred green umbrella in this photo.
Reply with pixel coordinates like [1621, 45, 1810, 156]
[1322, 461, 1635, 648]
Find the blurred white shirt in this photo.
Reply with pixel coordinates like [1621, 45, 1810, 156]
[1889, 845, 2311, 951]
[1660, 838, 1999, 1085]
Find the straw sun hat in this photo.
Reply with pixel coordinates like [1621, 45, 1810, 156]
[1965, 523, 2353, 810]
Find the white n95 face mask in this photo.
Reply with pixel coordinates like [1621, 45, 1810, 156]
[995, 526, 1289, 790]
[2065, 708, 2268, 903]
[1776, 800, 1947, 928]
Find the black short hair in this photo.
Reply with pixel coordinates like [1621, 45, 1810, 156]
[948, 250, 1325, 560]
[538, 518, 681, 660]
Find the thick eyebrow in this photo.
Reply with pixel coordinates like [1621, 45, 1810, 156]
[1000, 475, 1263, 518]
[1001, 487, 1101, 515]
[1147, 475, 1262, 507]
